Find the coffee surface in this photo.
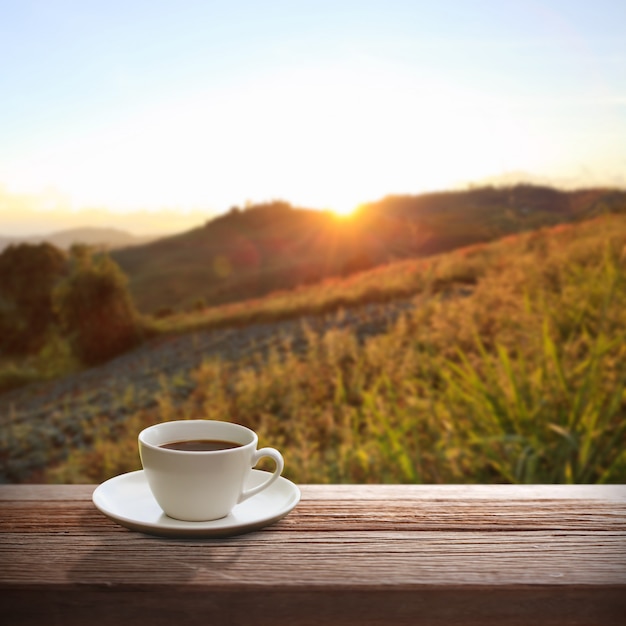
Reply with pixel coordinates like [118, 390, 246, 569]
[159, 439, 243, 452]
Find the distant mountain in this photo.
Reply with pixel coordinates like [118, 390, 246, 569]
[0, 227, 156, 253]
[468, 169, 626, 191]
[111, 185, 626, 314]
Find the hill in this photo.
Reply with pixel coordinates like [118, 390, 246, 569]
[2, 211, 625, 484]
[112, 185, 626, 313]
[0, 227, 155, 252]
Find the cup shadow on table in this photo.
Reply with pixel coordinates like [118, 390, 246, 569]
[69, 508, 248, 587]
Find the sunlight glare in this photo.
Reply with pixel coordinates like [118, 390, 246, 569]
[330, 203, 358, 218]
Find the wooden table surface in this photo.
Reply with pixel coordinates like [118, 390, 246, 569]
[1, 483, 625, 625]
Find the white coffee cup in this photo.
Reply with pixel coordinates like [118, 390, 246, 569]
[138, 420, 284, 521]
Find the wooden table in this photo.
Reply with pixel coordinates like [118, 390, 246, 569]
[1, 484, 625, 625]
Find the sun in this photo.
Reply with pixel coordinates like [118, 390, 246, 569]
[330, 203, 358, 218]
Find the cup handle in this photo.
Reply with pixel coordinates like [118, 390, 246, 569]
[238, 447, 284, 503]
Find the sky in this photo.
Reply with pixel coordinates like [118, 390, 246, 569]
[1, 0, 625, 235]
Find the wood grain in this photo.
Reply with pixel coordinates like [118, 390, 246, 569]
[1, 484, 625, 625]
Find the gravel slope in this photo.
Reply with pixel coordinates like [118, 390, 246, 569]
[0, 300, 415, 482]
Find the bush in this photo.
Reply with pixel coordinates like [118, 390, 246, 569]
[154, 306, 176, 319]
[0, 363, 40, 393]
[0, 242, 67, 354]
[54, 248, 142, 365]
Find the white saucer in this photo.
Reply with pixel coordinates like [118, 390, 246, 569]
[92, 469, 300, 537]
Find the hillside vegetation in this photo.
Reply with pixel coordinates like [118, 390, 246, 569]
[111, 185, 626, 313]
[3, 209, 625, 485]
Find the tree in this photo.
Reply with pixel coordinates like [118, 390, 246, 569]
[0, 243, 67, 353]
[54, 248, 142, 365]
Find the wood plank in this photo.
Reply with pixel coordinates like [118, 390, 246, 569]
[2, 587, 625, 626]
[2, 485, 625, 533]
[2, 483, 624, 501]
[1, 484, 625, 626]
[1, 500, 625, 532]
[300, 484, 626, 501]
[2, 530, 625, 586]
[0, 484, 94, 501]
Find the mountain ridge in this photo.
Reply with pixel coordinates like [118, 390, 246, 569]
[0, 226, 156, 253]
[111, 185, 626, 313]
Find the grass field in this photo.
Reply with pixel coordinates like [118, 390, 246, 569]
[37, 213, 626, 485]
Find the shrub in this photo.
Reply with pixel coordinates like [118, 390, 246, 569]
[0, 242, 67, 353]
[154, 306, 176, 319]
[0, 363, 40, 393]
[54, 248, 142, 365]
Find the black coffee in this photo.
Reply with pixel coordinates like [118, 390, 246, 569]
[159, 439, 243, 452]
